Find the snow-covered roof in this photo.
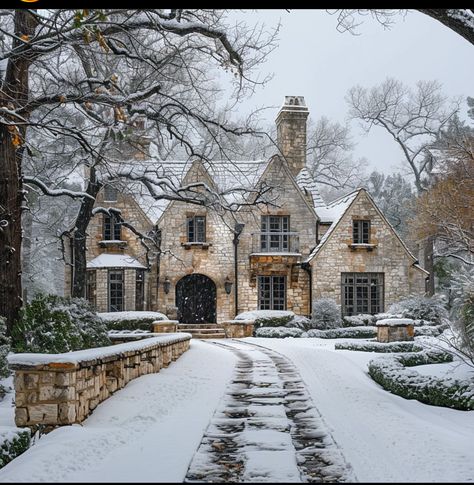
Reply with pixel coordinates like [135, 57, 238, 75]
[87, 254, 147, 269]
[295, 168, 326, 209]
[110, 158, 269, 223]
[305, 189, 360, 261]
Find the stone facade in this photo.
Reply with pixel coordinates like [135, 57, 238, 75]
[71, 96, 428, 322]
[311, 190, 427, 312]
[10, 335, 190, 430]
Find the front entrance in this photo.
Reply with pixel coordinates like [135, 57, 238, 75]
[176, 274, 217, 323]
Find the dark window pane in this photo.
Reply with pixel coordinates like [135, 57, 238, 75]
[353, 220, 370, 244]
[341, 272, 383, 316]
[108, 270, 124, 312]
[258, 275, 286, 310]
[187, 216, 206, 242]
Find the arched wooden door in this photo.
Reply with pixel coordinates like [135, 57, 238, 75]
[176, 274, 217, 323]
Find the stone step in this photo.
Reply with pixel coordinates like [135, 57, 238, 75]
[178, 324, 222, 329]
[179, 328, 225, 334]
[190, 332, 226, 339]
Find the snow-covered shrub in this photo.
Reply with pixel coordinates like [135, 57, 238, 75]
[254, 326, 304, 338]
[414, 325, 448, 337]
[368, 350, 474, 410]
[12, 294, 110, 354]
[335, 341, 423, 353]
[0, 427, 31, 469]
[311, 298, 342, 329]
[235, 310, 295, 330]
[342, 314, 376, 327]
[286, 315, 312, 330]
[0, 317, 10, 380]
[388, 295, 448, 325]
[306, 326, 376, 339]
[98, 311, 167, 331]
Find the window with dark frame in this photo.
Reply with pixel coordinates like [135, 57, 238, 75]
[103, 214, 121, 241]
[108, 270, 124, 312]
[187, 215, 206, 242]
[342, 272, 384, 316]
[258, 275, 286, 310]
[86, 270, 96, 309]
[260, 215, 290, 251]
[103, 185, 118, 202]
[135, 269, 145, 311]
[352, 220, 370, 244]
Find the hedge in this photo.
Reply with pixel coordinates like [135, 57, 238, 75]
[335, 341, 423, 353]
[368, 350, 474, 410]
[254, 326, 304, 338]
[306, 326, 377, 339]
[0, 427, 31, 469]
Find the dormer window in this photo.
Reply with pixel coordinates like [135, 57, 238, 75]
[104, 214, 121, 241]
[187, 216, 206, 243]
[353, 220, 370, 244]
[103, 185, 118, 202]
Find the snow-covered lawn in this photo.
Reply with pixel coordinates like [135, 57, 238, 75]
[0, 336, 473, 482]
[247, 337, 474, 483]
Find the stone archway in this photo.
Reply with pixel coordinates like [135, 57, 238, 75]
[176, 274, 217, 324]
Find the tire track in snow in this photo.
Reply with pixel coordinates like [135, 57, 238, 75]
[185, 339, 355, 483]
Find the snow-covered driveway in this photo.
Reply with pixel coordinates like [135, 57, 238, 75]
[0, 337, 473, 482]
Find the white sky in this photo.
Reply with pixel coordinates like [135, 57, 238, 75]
[228, 9, 474, 175]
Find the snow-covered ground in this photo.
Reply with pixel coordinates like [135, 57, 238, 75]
[0, 337, 473, 482]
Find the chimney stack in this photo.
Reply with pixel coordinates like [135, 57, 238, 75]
[276, 96, 309, 177]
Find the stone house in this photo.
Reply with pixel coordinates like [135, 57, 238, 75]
[67, 96, 428, 321]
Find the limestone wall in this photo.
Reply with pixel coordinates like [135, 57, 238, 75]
[311, 191, 427, 310]
[9, 334, 191, 430]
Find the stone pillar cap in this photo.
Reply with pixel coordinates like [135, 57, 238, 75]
[281, 96, 308, 110]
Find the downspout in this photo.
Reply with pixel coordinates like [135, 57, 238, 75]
[301, 261, 312, 317]
[233, 223, 245, 317]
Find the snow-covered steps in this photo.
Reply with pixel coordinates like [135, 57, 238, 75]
[185, 340, 354, 482]
[178, 324, 226, 339]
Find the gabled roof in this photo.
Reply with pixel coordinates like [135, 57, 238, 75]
[295, 168, 326, 209]
[305, 188, 427, 274]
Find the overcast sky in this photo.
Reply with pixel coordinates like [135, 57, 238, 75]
[229, 9, 474, 176]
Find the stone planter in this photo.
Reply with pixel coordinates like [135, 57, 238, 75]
[152, 320, 178, 333]
[222, 320, 255, 338]
[376, 318, 414, 343]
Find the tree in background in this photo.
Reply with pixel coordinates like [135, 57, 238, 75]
[0, 9, 278, 332]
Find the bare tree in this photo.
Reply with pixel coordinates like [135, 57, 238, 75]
[328, 9, 474, 46]
[0, 9, 278, 331]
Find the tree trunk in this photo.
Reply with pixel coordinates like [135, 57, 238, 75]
[0, 11, 38, 333]
[71, 168, 101, 298]
[417, 9, 474, 47]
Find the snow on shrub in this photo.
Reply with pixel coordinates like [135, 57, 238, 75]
[286, 314, 312, 331]
[0, 317, 10, 381]
[0, 427, 31, 470]
[414, 325, 448, 337]
[342, 314, 376, 327]
[306, 326, 376, 339]
[235, 310, 295, 330]
[335, 341, 423, 353]
[12, 294, 110, 354]
[311, 298, 342, 329]
[254, 326, 304, 338]
[368, 350, 474, 410]
[98, 311, 167, 331]
[388, 295, 448, 325]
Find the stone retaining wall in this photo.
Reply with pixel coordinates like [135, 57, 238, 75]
[8, 334, 191, 430]
[222, 321, 255, 338]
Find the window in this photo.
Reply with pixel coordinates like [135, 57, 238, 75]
[187, 216, 206, 242]
[103, 214, 121, 241]
[258, 276, 286, 310]
[342, 272, 383, 316]
[353, 220, 370, 244]
[86, 271, 96, 309]
[108, 270, 124, 312]
[260, 216, 290, 251]
[103, 185, 118, 202]
[135, 269, 145, 311]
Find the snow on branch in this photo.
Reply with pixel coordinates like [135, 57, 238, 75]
[24, 177, 96, 200]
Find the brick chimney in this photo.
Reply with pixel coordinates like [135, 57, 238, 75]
[276, 96, 309, 177]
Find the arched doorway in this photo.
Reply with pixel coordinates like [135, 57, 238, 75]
[176, 274, 217, 323]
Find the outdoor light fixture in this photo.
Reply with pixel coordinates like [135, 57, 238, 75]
[163, 277, 171, 294]
[224, 276, 233, 295]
